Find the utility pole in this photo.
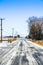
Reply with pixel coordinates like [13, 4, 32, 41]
[12, 28, 14, 38]
[0, 18, 4, 42]
[26, 19, 30, 34]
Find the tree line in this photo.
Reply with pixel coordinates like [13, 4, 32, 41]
[27, 16, 43, 40]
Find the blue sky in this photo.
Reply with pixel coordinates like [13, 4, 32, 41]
[0, 0, 43, 36]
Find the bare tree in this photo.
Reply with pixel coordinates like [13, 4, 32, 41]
[27, 16, 43, 39]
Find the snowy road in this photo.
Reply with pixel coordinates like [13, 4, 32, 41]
[0, 38, 43, 65]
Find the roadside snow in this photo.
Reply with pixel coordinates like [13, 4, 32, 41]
[0, 41, 10, 47]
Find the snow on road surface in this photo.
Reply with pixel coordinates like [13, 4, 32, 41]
[0, 38, 43, 65]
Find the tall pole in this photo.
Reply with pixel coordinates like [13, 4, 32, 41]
[26, 19, 30, 34]
[0, 18, 4, 42]
[12, 28, 14, 38]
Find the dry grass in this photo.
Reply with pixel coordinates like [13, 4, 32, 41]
[30, 40, 43, 47]
[0, 38, 17, 43]
[8, 38, 17, 43]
